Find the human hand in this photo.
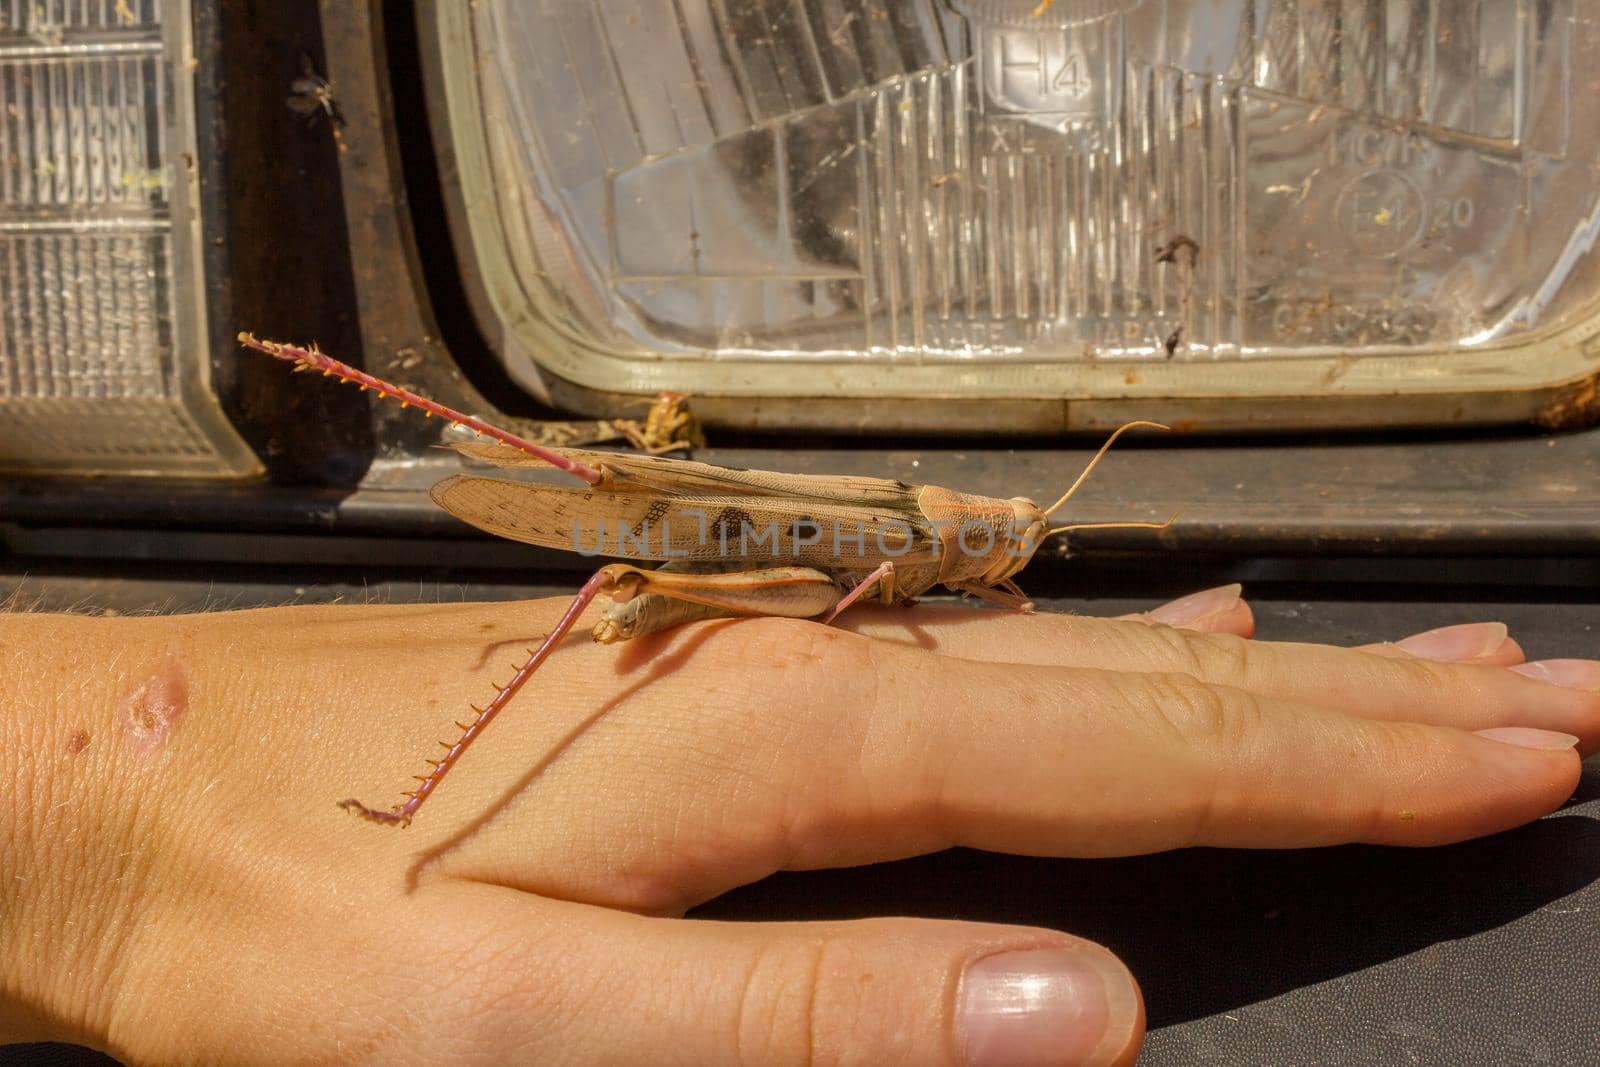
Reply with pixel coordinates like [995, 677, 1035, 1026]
[1, 588, 1590, 1065]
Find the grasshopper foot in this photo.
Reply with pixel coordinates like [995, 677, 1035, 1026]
[337, 798, 413, 827]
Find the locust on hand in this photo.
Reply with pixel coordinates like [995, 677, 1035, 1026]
[238, 333, 1174, 826]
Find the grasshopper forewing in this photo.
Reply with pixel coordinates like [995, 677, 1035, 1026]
[239, 333, 1173, 825]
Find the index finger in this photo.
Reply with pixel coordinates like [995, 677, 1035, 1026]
[836, 609, 1600, 752]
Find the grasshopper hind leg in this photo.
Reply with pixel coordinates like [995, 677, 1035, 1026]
[339, 568, 619, 826]
[592, 595, 736, 644]
[591, 560, 782, 644]
[343, 564, 848, 825]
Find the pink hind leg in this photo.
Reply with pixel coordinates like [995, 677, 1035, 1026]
[339, 569, 615, 826]
[238, 332, 606, 486]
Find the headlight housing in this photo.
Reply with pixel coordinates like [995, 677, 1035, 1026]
[422, 0, 1600, 431]
[0, 0, 258, 475]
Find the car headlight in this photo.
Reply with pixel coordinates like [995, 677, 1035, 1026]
[0, 0, 259, 475]
[422, 0, 1600, 431]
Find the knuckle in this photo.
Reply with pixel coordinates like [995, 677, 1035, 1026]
[1187, 630, 1257, 685]
[1129, 673, 1265, 845]
[689, 616, 885, 841]
[1147, 622, 1255, 685]
[1392, 655, 1470, 700]
[1138, 671, 1261, 752]
[709, 616, 873, 684]
[705, 616, 880, 724]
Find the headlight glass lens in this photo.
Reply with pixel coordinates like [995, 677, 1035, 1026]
[437, 1, 1600, 423]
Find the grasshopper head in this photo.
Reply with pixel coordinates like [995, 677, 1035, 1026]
[980, 498, 1049, 584]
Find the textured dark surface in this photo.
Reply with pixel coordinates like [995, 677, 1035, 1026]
[1, 571, 1595, 1066]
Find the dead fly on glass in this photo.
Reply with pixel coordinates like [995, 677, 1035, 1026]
[239, 333, 1176, 827]
[286, 55, 346, 153]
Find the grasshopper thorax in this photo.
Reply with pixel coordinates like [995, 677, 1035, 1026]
[922, 487, 1047, 586]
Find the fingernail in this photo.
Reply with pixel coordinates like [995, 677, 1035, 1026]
[1393, 622, 1509, 661]
[1147, 583, 1242, 627]
[962, 947, 1141, 1067]
[1474, 727, 1581, 751]
[1509, 659, 1600, 691]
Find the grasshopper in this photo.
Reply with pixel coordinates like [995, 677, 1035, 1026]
[239, 333, 1172, 826]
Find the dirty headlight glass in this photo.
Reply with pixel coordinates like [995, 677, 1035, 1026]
[429, 0, 1600, 430]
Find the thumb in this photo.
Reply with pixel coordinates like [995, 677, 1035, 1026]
[441, 888, 1144, 1066]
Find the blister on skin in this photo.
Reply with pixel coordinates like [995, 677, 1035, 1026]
[120, 655, 188, 756]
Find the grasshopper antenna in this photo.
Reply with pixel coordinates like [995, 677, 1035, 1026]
[1044, 511, 1181, 541]
[238, 332, 607, 487]
[1041, 420, 1169, 519]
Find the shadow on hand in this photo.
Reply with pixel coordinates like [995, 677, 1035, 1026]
[692, 774, 1600, 1028]
[405, 620, 741, 884]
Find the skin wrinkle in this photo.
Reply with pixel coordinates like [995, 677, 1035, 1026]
[801, 938, 824, 1067]
[729, 938, 759, 1064]
[1356, 744, 1403, 844]
[831, 633, 895, 860]
[1257, 704, 1404, 845]
[1178, 747, 1226, 851]
[1130, 670, 1233, 750]
[788, 634, 949, 873]
[876, 609, 1600, 742]
[1336, 716, 1400, 840]
[920, 668, 970, 860]
[732, 936, 791, 1066]
[733, 622, 874, 874]
[1128, 672, 1260, 849]
[1296, 643, 1520, 737]
[1183, 626, 1258, 691]
[892, 643, 964, 842]
[1251, 694, 1344, 838]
